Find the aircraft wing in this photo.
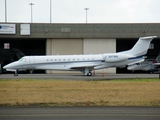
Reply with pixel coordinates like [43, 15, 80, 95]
[70, 62, 102, 70]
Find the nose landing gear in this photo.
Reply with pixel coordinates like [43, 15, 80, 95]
[14, 70, 18, 76]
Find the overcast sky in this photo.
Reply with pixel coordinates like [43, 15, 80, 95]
[0, 0, 160, 23]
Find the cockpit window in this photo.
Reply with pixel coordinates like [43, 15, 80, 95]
[19, 58, 26, 62]
[19, 58, 22, 61]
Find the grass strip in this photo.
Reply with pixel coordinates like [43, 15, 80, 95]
[0, 79, 160, 106]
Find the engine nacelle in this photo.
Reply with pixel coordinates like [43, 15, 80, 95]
[104, 54, 128, 62]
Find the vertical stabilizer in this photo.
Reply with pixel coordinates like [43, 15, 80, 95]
[121, 36, 157, 56]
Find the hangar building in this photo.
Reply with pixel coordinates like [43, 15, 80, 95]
[0, 23, 160, 74]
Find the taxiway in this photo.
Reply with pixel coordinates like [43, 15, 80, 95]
[0, 73, 159, 80]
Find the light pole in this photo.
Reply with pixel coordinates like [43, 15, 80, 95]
[84, 8, 89, 23]
[29, 3, 34, 23]
[5, 0, 7, 22]
[50, 0, 52, 23]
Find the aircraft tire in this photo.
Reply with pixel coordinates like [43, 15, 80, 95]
[87, 72, 92, 76]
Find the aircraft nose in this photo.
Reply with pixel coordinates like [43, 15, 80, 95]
[3, 65, 7, 69]
[3, 61, 19, 69]
[3, 64, 12, 69]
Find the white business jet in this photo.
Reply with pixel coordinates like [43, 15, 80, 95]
[127, 53, 160, 73]
[3, 36, 157, 76]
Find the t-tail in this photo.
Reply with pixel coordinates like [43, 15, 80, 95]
[119, 36, 157, 57]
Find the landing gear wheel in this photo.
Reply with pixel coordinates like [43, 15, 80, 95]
[87, 72, 92, 76]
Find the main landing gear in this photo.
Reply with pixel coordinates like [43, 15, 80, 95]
[87, 72, 92, 76]
[84, 68, 92, 76]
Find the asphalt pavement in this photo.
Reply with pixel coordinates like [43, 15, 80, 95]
[0, 107, 160, 120]
[0, 73, 159, 80]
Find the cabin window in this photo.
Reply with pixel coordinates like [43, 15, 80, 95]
[46, 59, 49, 61]
[55, 59, 57, 61]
